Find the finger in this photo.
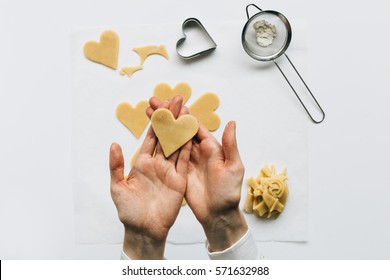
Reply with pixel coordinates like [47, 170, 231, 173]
[146, 106, 154, 119]
[165, 96, 185, 164]
[149, 96, 163, 110]
[221, 121, 242, 163]
[194, 121, 213, 142]
[147, 96, 165, 118]
[153, 100, 170, 158]
[169, 95, 183, 118]
[139, 126, 157, 156]
[179, 105, 189, 116]
[109, 143, 125, 184]
[176, 139, 192, 177]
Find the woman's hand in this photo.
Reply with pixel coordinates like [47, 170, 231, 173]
[110, 96, 191, 259]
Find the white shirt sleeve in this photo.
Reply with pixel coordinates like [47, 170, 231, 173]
[120, 229, 259, 260]
[120, 249, 130, 260]
[206, 229, 259, 260]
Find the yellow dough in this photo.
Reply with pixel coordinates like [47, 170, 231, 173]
[151, 108, 199, 157]
[244, 165, 289, 218]
[133, 45, 169, 65]
[83, 30, 119, 69]
[116, 101, 149, 139]
[120, 66, 143, 77]
[189, 92, 221, 131]
[153, 82, 191, 105]
[182, 198, 187, 206]
[130, 147, 141, 167]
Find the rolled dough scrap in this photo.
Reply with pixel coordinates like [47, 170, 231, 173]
[116, 101, 149, 139]
[120, 66, 143, 77]
[244, 165, 289, 218]
[189, 92, 220, 131]
[153, 82, 191, 105]
[83, 30, 119, 69]
[130, 147, 141, 167]
[182, 198, 187, 206]
[133, 45, 169, 65]
[151, 108, 199, 157]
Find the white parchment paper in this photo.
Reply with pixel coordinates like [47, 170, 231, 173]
[71, 21, 309, 244]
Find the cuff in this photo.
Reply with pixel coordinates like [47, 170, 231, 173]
[121, 249, 130, 260]
[206, 229, 259, 260]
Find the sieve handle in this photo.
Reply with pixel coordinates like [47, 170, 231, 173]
[246, 4, 263, 19]
[273, 54, 325, 123]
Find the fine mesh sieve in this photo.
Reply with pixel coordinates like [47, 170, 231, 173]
[242, 4, 325, 124]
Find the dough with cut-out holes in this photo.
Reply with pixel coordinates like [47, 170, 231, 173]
[244, 165, 288, 218]
[133, 45, 169, 65]
[151, 108, 198, 157]
[83, 30, 119, 69]
[153, 82, 191, 105]
[189, 92, 220, 131]
[116, 101, 149, 138]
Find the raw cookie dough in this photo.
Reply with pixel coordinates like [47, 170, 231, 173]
[151, 108, 199, 157]
[130, 147, 141, 167]
[116, 101, 149, 139]
[153, 82, 191, 105]
[244, 165, 288, 218]
[133, 45, 169, 65]
[120, 66, 143, 77]
[83, 30, 119, 69]
[189, 92, 220, 131]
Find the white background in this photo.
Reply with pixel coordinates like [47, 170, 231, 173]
[0, 0, 389, 259]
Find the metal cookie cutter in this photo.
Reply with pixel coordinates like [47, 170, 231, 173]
[176, 18, 217, 59]
[242, 4, 325, 123]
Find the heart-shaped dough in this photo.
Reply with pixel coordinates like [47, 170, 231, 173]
[153, 82, 191, 105]
[83, 30, 119, 69]
[151, 108, 199, 157]
[189, 92, 220, 131]
[116, 101, 149, 138]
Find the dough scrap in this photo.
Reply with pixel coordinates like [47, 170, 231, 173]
[189, 92, 221, 131]
[116, 101, 149, 138]
[244, 165, 288, 218]
[151, 108, 199, 157]
[133, 45, 169, 65]
[130, 146, 141, 167]
[83, 30, 119, 69]
[153, 82, 191, 105]
[120, 66, 143, 77]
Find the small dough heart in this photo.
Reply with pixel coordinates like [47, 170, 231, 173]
[189, 92, 220, 131]
[153, 82, 191, 105]
[83, 30, 119, 69]
[151, 108, 199, 157]
[116, 101, 149, 138]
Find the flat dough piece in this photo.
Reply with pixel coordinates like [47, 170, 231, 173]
[130, 147, 141, 167]
[153, 82, 192, 105]
[151, 108, 199, 157]
[133, 45, 169, 65]
[120, 66, 143, 77]
[83, 30, 119, 69]
[116, 101, 149, 138]
[189, 92, 220, 131]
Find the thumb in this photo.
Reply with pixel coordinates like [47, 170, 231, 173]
[109, 142, 125, 184]
[221, 121, 241, 163]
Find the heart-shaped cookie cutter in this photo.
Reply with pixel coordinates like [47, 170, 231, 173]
[176, 18, 217, 59]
